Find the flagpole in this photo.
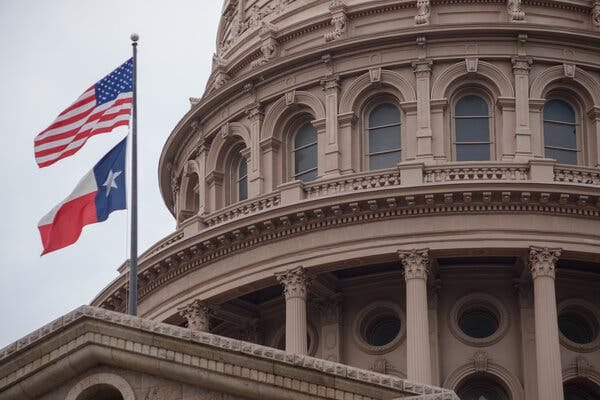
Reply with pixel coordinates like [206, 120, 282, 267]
[128, 33, 139, 316]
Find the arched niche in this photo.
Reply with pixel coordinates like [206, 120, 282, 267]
[65, 373, 135, 400]
[431, 60, 514, 100]
[443, 355, 525, 400]
[530, 65, 600, 106]
[339, 69, 417, 114]
[261, 91, 326, 141]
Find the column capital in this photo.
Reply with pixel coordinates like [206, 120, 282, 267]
[276, 266, 311, 299]
[512, 56, 533, 74]
[245, 103, 264, 122]
[320, 75, 341, 92]
[398, 248, 430, 280]
[412, 59, 433, 77]
[179, 299, 212, 332]
[529, 246, 562, 279]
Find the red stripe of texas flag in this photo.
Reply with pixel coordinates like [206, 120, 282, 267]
[38, 192, 99, 255]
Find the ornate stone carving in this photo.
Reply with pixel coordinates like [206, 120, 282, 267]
[251, 23, 279, 68]
[512, 57, 532, 74]
[325, 1, 348, 42]
[529, 246, 561, 279]
[473, 351, 489, 372]
[369, 67, 382, 83]
[466, 57, 479, 73]
[179, 299, 212, 332]
[563, 63, 576, 78]
[276, 266, 311, 300]
[593, 1, 600, 27]
[508, 0, 525, 21]
[398, 249, 430, 280]
[415, 0, 430, 25]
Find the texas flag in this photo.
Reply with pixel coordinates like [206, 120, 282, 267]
[38, 138, 127, 255]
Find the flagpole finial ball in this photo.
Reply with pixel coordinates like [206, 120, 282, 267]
[130, 33, 139, 42]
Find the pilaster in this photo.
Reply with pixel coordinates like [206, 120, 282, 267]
[413, 60, 434, 160]
[179, 299, 212, 332]
[321, 76, 342, 177]
[318, 296, 343, 363]
[246, 104, 264, 197]
[512, 57, 533, 159]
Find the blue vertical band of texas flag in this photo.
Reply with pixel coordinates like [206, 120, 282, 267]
[38, 138, 128, 255]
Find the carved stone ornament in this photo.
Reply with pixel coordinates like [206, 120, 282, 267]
[563, 63, 576, 79]
[178, 299, 212, 332]
[529, 246, 561, 279]
[512, 57, 532, 75]
[466, 57, 479, 73]
[415, 0, 430, 25]
[473, 351, 489, 372]
[325, 2, 348, 42]
[251, 23, 279, 69]
[318, 298, 343, 324]
[369, 67, 382, 83]
[276, 266, 311, 300]
[576, 356, 591, 377]
[508, 0, 525, 21]
[398, 248, 430, 280]
[594, 1, 600, 27]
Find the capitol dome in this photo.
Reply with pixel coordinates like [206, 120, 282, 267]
[4, 1, 600, 399]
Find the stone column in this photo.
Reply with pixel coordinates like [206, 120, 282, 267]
[318, 297, 343, 363]
[179, 299, 212, 332]
[276, 267, 311, 354]
[529, 246, 563, 400]
[398, 249, 432, 384]
[413, 60, 434, 160]
[512, 57, 533, 159]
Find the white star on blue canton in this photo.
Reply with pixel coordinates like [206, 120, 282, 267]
[103, 170, 123, 197]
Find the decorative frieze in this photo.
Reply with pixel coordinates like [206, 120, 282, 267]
[593, 1, 600, 27]
[276, 266, 311, 300]
[529, 246, 561, 279]
[398, 249, 430, 280]
[179, 299, 212, 332]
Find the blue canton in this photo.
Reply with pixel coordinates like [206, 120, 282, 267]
[94, 58, 133, 106]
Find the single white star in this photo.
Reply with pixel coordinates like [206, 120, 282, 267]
[102, 169, 122, 197]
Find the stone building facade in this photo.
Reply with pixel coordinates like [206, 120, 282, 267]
[3, 0, 600, 399]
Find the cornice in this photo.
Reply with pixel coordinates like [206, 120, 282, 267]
[0, 306, 457, 400]
[95, 182, 600, 312]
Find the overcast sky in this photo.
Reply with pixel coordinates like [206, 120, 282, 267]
[0, 0, 222, 347]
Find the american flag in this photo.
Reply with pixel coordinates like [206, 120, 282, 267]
[34, 58, 133, 168]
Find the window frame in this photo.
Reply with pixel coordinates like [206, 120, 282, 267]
[542, 96, 582, 165]
[288, 116, 319, 182]
[450, 89, 496, 162]
[224, 143, 248, 205]
[362, 96, 403, 171]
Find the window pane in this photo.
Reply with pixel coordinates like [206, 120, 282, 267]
[238, 177, 248, 201]
[295, 144, 317, 175]
[369, 103, 400, 128]
[456, 144, 490, 161]
[545, 148, 578, 165]
[369, 125, 401, 154]
[544, 122, 577, 149]
[238, 157, 247, 178]
[370, 151, 401, 170]
[296, 169, 318, 182]
[455, 118, 490, 142]
[455, 95, 488, 117]
[294, 123, 317, 148]
[544, 99, 575, 123]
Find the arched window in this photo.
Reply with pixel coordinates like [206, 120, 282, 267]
[543, 99, 578, 165]
[456, 376, 509, 400]
[237, 157, 248, 201]
[454, 95, 491, 161]
[366, 103, 402, 170]
[293, 122, 318, 182]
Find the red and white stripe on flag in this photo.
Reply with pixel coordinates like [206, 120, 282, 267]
[33, 58, 133, 168]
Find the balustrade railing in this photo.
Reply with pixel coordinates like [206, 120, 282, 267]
[554, 166, 600, 186]
[204, 193, 281, 227]
[423, 164, 530, 183]
[304, 168, 401, 199]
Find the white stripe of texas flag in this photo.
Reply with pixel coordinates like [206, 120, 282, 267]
[38, 171, 98, 226]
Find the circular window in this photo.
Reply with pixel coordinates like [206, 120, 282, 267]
[449, 293, 509, 347]
[353, 301, 406, 354]
[459, 308, 499, 339]
[564, 379, 600, 400]
[558, 299, 600, 352]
